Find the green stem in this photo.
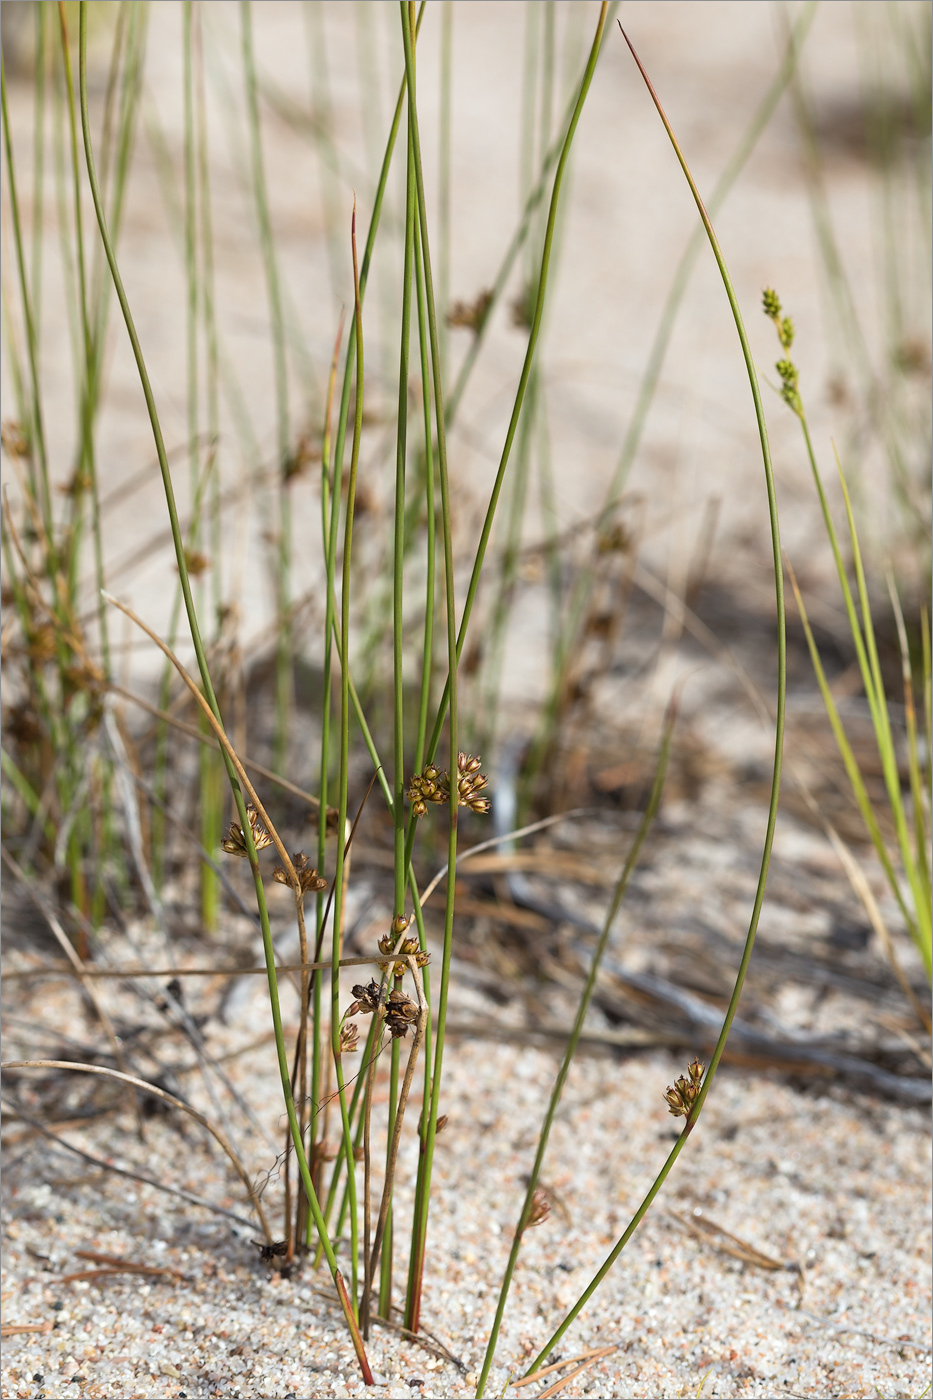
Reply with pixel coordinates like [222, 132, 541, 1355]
[519, 27, 787, 1379]
[412, 214, 436, 776]
[421, 1, 611, 775]
[79, 4, 360, 1367]
[398, 0, 458, 1333]
[57, 3, 109, 662]
[1, 50, 53, 551]
[241, 0, 291, 770]
[523, 1, 817, 798]
[393, 92, 416, 924]
[476, 705, 675, 1397]
[330, 201, 367, 1315]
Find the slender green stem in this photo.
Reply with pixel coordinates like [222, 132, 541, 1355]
[312, 311, 345, 1240]
[79, 5, 362, 1364]
[57, 3, 109, 665]
[393, 96, 416, 925]
[421, 1, 611, 775]
[398, 0, 459, 1333]
[57, 0, 114, 922]
[476, 704, 676, 1398]
[241, 0, 292, 770]
[523, 1, 817, 799]
[378, 1032, 400, 1317]
[517, 28, 787, 1379]
[412, 216, 436, 775]
[30, 3, 47, 369]
[330, 201, 367, 1315]
[437, 0, 452, 385]
[192, 0, 223, 932]
[376, 48, 419, 1325]
[183, 2, 199, 532]
[1, 51, 53, 550]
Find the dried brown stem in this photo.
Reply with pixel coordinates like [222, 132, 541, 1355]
[2, 1060, 272, 1240]
[367, 955, 428, 1292]
[0, 848, 140, 1130]
[100, 590, 297, 888]
[0, 1093, 256, 1229]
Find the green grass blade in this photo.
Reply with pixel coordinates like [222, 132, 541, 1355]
[519, 25, 788, 1378]
[1, 51, 53, 550]
[423, 0, 613, 772]
[475, 703, 675, 1397]
[78, 2, 351, 1339]
[787, 563, 915, 939]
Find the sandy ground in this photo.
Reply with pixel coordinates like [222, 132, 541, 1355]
[2, 0, 928, 680]
[2, 3, 931, 1397]
[1, 906, 930, 1400]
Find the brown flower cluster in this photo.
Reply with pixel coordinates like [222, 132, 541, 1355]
[407, 752, 490, 818]
[378, 914, 430, 977]
[222, 804, 273, 857]
[664, 1057, 705, 1119]
[526, 1186, 551, 1228]
[346, 980, 419, 1039]
[447, 288, 492, 333]
[273, 851, 328, 895]
[338, 1022, 360, 1055]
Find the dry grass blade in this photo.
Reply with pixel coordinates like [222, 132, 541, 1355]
[108, 679, 325, 809]
[60, 1265, 187, 1284]
[418, 810, 590, 907]
[511, 1345, 617, 1388]
[100, 591, 298, 887]
[367, 955, 428, 1292]
[791, 1307, 933, 1355]
[0, 1092, 257, 1229]
[2, 953, 439, 980]
[298, 1292, 468, 1373]
[666, 1209, 798, 1272]
[823, 823, 931, 1034]
[0, 1322, 54, 1337]
[444, 1020, 672, 1050]
[75, 1249, 183, 1273]
[535, 1349, 617, 1399]
[0, 848, 139, 1122]
[1, 1060, 272, 1240]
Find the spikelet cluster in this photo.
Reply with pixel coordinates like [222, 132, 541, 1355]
[762, 288, 802, 415]
[407, 752, 491, 818]
[664, 1057, 705, 1119]
[346, 980, 420, 1040]
[272, 851, 328, 895]
[222, 804, 273, 857]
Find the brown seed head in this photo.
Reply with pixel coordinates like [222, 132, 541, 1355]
[664, 1059, 704, 1118]
[222, 804, 273, 857]
[527, 1187, 551, 1228]
[349, 981, 382, 1015]
[339, 1022, 360, 1055]
[447, 288, 493, 333]
[1, 421, 29, 459]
